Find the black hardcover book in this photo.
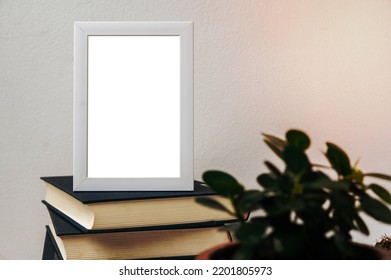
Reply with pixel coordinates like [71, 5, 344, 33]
[42, 227, 63, 260]
[41, 176, 215, 203]
[43, 200, 234, 234]
[45, 207, 231, 260]
[41, 176, 236, 231]
[43, 226, 196, 260]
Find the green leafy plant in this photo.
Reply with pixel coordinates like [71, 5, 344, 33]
[197, 129, 391, 259]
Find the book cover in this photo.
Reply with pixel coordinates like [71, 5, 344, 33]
[43, 200, 237, 234]
[44, 207, 232, 260]
[43, 226, 197, 260]
[41, 176, 216, 203]
[41, 176, 237, 231]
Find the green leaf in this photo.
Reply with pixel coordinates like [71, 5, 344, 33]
[286, 130, 311, 151]
[235, 190, 265, 213]
[235, 222, 267, 245]
[360, 195, 391, 224]
[331, 191, 356, 232]
[264, 140, 284, 160]
[264, 161, 281, 176]
[353, 214, 369, 236]
[312, 163, 332, 169]
[301, 170, 329, 184]
[365, 173, 391, 181]
[283, 146, 311, 174]
[202, 171, 244, 196]
[302, 171, 348, 191]
[333, 231, 355, 256]
[232, 245, 255, 260]
[195, 197, 234, 215]
[304, 178, 349, 191]
[262, 133, 286, 160]
[332, 190, 355, 210]
[297, 204, 330, 232]
[261, 196, 290, 216]
[272, 228, 306, 257]
[369, 184, 391, 204]
[262, 133, 286, 150]
[325, 143, 352, 176]
[250, 216, 269, 223]
[257, 174, 278, 190]
[301, 191, 328, 207]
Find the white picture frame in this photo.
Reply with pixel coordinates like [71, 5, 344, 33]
[73, 21, 193, 191]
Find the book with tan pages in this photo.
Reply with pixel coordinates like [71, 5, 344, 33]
[41, 176, 237, 231]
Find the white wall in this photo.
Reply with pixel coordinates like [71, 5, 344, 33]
[1, 0, 391, 259]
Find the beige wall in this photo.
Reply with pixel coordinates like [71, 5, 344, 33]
[1, 0, 391, 259]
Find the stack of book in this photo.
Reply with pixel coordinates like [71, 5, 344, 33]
[40, 176, 237, 260]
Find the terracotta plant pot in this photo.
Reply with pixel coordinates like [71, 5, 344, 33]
[196, 242, 391, 260]
[196, 242, 239, 260]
